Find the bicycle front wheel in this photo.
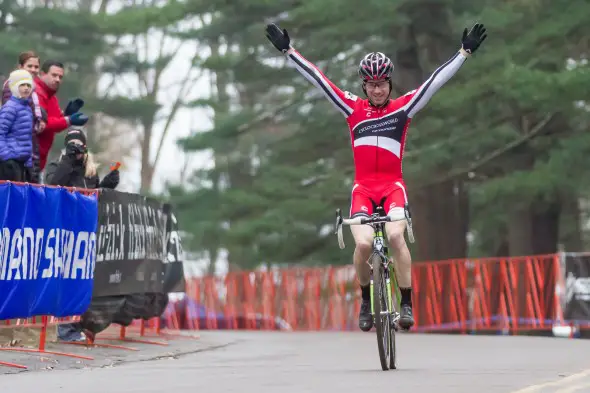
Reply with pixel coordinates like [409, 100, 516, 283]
[389, 316, 397, 369]
[371, 253, 391, 371]
[389, 265, 398, 369]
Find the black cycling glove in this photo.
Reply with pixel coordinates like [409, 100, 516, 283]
[265, 23, 291, 53]
[461, 23, 487, 54]
[99, 169, 119, 189]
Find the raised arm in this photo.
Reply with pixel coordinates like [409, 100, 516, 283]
[404, 23, 488, 118]
[265, 23, 356, 118]
[404, 50, 468, 118]
[286, 48, 356, 117]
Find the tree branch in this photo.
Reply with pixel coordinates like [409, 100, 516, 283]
[151, 57, 202, 171]
[237, 95, 323, 133]
[98, 0, 110, 13]
[150, 28, 173, 95]
[414, 112, 556, 189]
[179, 154, 193, 184]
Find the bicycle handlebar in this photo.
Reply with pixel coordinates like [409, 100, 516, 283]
[334, 207, 415, 249]
[340, 215, 392, 226]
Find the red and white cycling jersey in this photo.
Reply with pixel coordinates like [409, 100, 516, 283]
[286, 48, 468, 216]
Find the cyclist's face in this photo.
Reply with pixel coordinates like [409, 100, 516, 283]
[365, 80, 390, 105]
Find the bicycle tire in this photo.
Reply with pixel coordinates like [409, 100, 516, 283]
[371, 253, 390, 371]
[389, 311, 397, 369]
[389, 265, 398, 370]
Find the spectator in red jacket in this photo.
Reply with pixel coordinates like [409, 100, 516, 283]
[34, 60, 88, 171]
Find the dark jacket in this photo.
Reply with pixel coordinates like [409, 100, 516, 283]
[45, 155, 98, 188]
[0, 96, 34, 166]
[44, 154, 118, 189]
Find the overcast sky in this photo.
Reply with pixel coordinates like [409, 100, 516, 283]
[97, 22, 215, 195]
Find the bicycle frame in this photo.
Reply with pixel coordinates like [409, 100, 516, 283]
[334, 202, 415, 370]
[335, 203, 414, 326]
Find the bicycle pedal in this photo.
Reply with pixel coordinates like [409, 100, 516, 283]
[389, 318, 399, 331]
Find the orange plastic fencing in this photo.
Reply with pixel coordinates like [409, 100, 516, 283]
[412, 254, 561, 333]
[178, 267, 361, 331]
[171, 254, 564, 334]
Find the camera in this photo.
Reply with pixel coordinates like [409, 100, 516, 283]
[66, 142, 87, 157]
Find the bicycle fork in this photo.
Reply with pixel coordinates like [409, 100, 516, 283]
[369, 260, 394, 317]
[370, 261, 401, 331]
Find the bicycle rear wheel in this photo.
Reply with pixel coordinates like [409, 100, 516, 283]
[371, 253, 391, 371]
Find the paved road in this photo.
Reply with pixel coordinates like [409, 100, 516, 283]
[2, 331, 590, 393]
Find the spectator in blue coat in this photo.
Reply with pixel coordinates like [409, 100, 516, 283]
[0, 69, 34, 182]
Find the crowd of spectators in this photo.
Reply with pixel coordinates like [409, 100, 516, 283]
[0, 50, 120, 188]
[0, 50, 122, 342]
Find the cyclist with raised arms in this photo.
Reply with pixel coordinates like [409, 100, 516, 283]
[265, 23, 487, 331]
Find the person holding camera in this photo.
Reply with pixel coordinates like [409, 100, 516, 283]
[44, 127, 119, 190]
[44, 127, 119, 342]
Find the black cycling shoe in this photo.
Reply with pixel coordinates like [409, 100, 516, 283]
[359, 300, 373, 332]
[398, 304, 415, 330]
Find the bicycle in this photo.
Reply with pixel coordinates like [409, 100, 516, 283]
[334, 202, 415, 371]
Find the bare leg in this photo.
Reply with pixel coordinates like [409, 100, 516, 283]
[385, 221, 412, 288]
[351, 224, 376, 332]
[351, 225, 374, 286]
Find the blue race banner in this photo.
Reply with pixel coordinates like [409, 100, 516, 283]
[0, 182, 98, 320]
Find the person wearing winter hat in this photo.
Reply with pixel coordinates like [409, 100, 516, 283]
[44, 126, 120, 342]
[44, 127, 120, 190]
[2, 52, 45, 183]
[0, 69, 35, 181]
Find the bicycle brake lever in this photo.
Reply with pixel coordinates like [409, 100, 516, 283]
[335, 209, 346, 249]
[334, 209, 343, 235]
[403, 204, 416, 244]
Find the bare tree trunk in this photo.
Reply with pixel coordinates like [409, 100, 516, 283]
[560, 193, 583, 252]
[207, 249, 218, 275]
[206, 39, 230, 271]
[508, 208, 535, 256]
[140, 116, 155, 194]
